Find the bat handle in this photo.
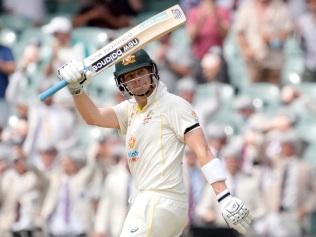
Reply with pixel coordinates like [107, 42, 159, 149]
[39, 80, 68, 101]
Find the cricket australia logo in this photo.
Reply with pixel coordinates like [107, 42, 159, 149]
[128, 136, 136, 149]
[122, 55, 136, 65]
[127, 136, 139, 162]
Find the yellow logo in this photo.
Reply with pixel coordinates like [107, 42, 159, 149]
[128, 136, 136, 149]
[122, 55, 136, 65]
[192, 111, 197, 118]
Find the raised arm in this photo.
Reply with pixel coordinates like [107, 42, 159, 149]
[184, 127, 252, 235]
[58, 60, 120, 129]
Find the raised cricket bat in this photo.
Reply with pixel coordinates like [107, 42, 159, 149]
[39, 4, 186, 101]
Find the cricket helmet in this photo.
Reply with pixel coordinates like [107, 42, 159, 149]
[114, 49, 159, 93]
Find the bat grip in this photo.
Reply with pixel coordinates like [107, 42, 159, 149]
[39, 80, 68, 101]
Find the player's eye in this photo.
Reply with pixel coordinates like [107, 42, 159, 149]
[122, 75, 133, 82]
[137, 69, 147, 76]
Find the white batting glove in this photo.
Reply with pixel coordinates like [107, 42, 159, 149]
[57, 60, 87, 95]
[219, 193, 252, 235]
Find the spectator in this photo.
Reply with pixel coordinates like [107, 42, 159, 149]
[176, 77, 219, 129]
[201, 47, 230, 84]
[234, 0, 292, 84]
[0, 144, 10, 177]
[2, 0, 45, 25]
[35, 146, 59, 177]
[86, 133, 117, 214]
[191, 50, 231, 127]
[196, 144, 264, 230]
[73, 0, 143, 29]
[147, 32, 193, 93]
[205, 123, 228, 158]
[183, 149, 206, 227]
[93, 145, 133, 237]
[41, 149, 96, 237]
[23, 81, 77, 160]
[187, 0, 231, 82]
[6, 42, 42, 104]
[254, 132, 316, 237]
[233, 96, 255, 119]
[1, 115, 28, 146]
[180, 0, 201, 13]
[176, 77, 197, 104]
[278, 85, 307, 122]
[283, 0, 307, 20]
[297, 0, 316, 82]
[42, 17, 87, 78]
[216, 0, 248, 15]
[0, 150, 43, 237]
[0, 35, 15, 127]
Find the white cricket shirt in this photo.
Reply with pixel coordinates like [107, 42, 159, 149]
[113, 82, 200, 201]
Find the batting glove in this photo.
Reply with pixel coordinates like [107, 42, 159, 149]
[57, 60, 88, 95]
[219, 193, 252, 235]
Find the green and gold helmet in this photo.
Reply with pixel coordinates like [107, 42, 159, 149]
[114, 49, 159, 93]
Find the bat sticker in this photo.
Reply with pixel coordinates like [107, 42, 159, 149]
[91, 38, 139, 72]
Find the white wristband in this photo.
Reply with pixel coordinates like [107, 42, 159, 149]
[201, 158, 227, 184]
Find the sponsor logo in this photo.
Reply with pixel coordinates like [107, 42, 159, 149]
[192, 111, 197, 118]
[128, 150, 139, 162]
[138, 12, 168, 29]
[130, 227, 139, 233]
[122, 55, 136, 65]
[127, 136, 139, 162]
[91, 38, 139, 72]
[171, 9, 183, 19]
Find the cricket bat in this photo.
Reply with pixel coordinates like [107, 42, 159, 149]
[39, 4, 186, 101]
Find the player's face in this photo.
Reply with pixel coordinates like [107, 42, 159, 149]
[121, 67, 154, 96]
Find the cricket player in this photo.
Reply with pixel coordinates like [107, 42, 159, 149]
[58, 49, 252, 236]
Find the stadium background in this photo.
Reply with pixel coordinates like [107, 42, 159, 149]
[0, 0, 315, 237]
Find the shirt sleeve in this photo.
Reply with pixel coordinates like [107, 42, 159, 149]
[167, 96, 200, 143]
[112, 100, 129, 135]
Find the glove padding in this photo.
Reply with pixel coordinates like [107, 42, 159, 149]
[220, 196, 252, 235]
[57, 60, 87, 95]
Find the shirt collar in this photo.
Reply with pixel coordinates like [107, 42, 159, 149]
[134, 82, 167, 112]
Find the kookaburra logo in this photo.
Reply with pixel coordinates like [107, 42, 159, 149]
[122, 55, 136, 65]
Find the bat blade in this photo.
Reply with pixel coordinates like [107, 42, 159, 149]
[39, 4, 186, 101]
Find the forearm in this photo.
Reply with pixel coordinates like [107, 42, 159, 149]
[0, 61, 15, 75]
[211, 180, 228, 195]
[185, 129, 228, 195]
[73, 92, 103, 125]
[186, 131, 252, 234]
[73, 92, 119, 128]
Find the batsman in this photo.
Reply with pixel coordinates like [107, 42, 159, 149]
[58, 49, 252, 236]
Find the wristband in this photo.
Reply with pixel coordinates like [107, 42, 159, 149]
[216, 189, 231, 203]
[201, 158, 226, 184]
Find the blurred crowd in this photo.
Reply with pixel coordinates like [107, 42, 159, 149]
[0, 0, 316, 237]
